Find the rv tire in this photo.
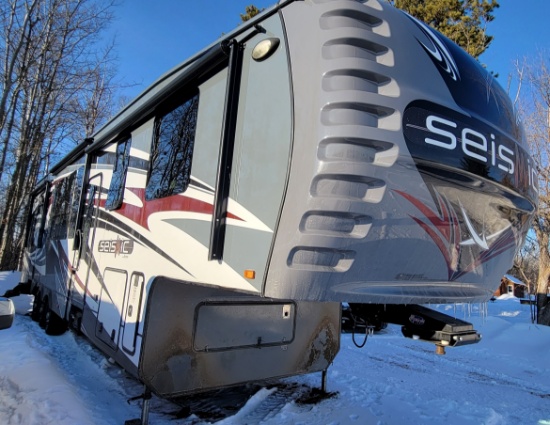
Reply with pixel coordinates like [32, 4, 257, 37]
[38, 296, 48, 329]
[44, 309, 67, 336]
[31, 292, 42, 322]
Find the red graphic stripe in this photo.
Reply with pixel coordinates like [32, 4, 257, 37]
[395, 190, 454, 241]
[106, 188, 242, 231]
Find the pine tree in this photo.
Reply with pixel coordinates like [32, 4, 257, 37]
[387, 0, 499, 59]
[240, 5, 262, 22]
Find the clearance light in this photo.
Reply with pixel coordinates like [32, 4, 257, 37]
[244, 269, 256, 279]
[251, 38, 280, 62]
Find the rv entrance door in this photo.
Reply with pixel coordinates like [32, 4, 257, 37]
[75, 174, 102, 323]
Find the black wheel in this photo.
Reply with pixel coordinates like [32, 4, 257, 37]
[44, 309, 67, 336]
[31, 292, 42, 322]
[38, 296, 67, 336]
[38, 297, 49, 329]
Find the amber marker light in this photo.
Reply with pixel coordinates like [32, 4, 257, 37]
[244, 269, 256, 279]
[251, 38, 280, 62]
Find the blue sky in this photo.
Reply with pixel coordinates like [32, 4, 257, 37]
[479, 0, 550, 86]
[110, 0, 550, 100]
[110, 0, 274, 99]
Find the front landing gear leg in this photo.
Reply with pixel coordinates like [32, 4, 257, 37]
[140, 389, 151, 425]
[124, 387, 152, 425]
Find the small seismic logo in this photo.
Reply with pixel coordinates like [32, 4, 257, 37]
[98, 239, 134, 256]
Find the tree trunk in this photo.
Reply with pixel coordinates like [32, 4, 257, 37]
[0, 145, 32, 269]
[536, 268, 550, 326]
[536, 293, 550, 326]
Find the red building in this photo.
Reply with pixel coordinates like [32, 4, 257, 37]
[494, 275, 526, 298]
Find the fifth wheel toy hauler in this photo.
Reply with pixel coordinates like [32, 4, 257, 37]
[21, 0, 536, 415]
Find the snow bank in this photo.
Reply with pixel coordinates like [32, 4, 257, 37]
[0, 271, 549, 425]
[0, 322, 97, 425]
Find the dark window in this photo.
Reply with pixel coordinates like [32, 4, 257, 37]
[81, 184, 97, 256]
[67, 166, 85, 238]
[145, 93, 199, 200]
[105, 138, 131, 210]
[49, 173, 76, 240]
[27, 195, 44, 249]
[94, 149, 111, 165]
[48, 164, 84, 241]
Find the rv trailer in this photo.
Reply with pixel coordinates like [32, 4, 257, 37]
[21, 0, 536, 420]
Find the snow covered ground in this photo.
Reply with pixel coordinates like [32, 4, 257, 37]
[1, 271, 549, 425]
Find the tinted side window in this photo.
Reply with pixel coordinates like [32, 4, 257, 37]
[105, 138, 131, 210]
[145, 93, 199, 200]
[67, 166, 85, 238]
[47, 164, 85, 241]
[50, 173, 76, 240]
[27, 194, 44, 249]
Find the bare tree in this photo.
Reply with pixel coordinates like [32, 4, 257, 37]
[514, 52, 550, 326]
[0, 0, 118, 269]
[66, 41, 119, 141]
